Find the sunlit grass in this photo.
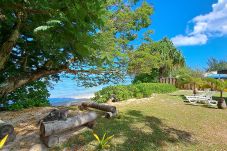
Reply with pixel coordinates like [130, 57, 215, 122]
[53, 90, 227, 151]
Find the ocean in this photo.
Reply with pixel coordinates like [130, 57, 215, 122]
[48, 75, 132, 106]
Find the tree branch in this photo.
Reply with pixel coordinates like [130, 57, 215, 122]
[0, 11, 23, 71]
[0, 64, 119, 98]
[0, 3, 50, 15]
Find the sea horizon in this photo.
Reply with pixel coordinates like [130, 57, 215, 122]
[48, 75, 132, 106]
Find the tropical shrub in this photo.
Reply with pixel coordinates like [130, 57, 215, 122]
[93, 132, 114, 150]
[3, 81, 50, 111]
[133, 69, 159, 84]
[93, 83, 177, 103]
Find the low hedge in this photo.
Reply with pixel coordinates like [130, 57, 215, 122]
[92, 83, 177, 103]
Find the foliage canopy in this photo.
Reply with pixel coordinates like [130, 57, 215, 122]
[0, 0, 154, 105]
[128, 37, 185, 82]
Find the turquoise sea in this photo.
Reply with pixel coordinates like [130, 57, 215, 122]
[48, 75, 132, 106]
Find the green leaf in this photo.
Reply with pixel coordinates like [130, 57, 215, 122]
[46, 20, 61, 25]
[34, 25, 53, 33]
[0, 134, 8, 149]
[103, 134, 114, 146]
[93, 132, 100, 142]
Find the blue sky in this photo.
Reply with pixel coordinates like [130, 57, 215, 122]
[49, 0, 227, 99]
[147, 0, 227, 69]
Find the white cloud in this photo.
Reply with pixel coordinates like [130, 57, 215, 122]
[171, 34, 208, 46]
[171, 0, 227, 46]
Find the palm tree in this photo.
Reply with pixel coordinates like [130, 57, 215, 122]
[155, 38, 185, 77]
[206, 78, 227, 109]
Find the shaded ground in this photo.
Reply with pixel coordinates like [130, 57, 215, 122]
[0, 106, 80, 151]
[1, 90, 227, 150]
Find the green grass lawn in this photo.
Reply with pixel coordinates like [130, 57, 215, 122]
[54, 90, 227, 151]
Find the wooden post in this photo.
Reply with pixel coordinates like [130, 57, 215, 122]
[169, 78, 172, 85]
[172, 78, 176, 86]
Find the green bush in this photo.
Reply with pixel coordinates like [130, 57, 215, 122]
[92, 83, 177, 103]
[3, 81, 50, 111]
[6, 99, 49, 111]
[133, 69, 159, 84]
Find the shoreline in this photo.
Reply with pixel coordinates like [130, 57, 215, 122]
[49, 98, 91, 106]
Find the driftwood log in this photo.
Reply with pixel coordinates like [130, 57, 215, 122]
[80, 102, 116, 113]
[40, 111, 97, 137]
[37, 109, 69, 126]
[79, 102, 118, 118]
[105, 111, 118, 118]
[41, 126, 91, 147]
[0, 120, 16, 143]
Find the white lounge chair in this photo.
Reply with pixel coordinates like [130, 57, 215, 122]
[201, 92, 218, 107]
[185, 92, 208, 104]
[206, 98, 218, 107]
[185, 91, 217, 107]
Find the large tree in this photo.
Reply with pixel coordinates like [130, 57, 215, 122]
[128, 37, 185, 79]
[0, 0, 153, 101]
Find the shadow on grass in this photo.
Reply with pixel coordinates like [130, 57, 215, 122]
[184, 103, 218, 110]
[58, 110, 195, 151]
[169, 93, 189, 102]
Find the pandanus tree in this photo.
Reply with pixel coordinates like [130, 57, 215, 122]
[154, 38, 185, 77]
[205, 78, 227, 97]
[206, 78, 227, 109]
[172, 67, 205, 94]
[0, 0, 153, 104]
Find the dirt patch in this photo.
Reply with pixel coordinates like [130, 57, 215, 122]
[0, 107, 81, 151]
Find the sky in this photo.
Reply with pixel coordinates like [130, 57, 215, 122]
[148, 0, 227, 69]
[49, 0, 227, 99]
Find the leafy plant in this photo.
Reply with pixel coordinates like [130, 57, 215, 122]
[207, 58, 227, 72]
[0, 134, 8, 149]
[133, 69, 159, 84]
[93, 132, 114, 150]
[205, 78, 227, 98]
[128, 37, 185, 78]
[172, 67, 206, 94]
[93, 83, 177, 103]
[0, 0, 153, 101]
[3, 81, 50, 111]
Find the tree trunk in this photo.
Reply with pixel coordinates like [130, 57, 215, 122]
[40, 111, 97, 137]
[0, 12, 23, 71]
[193, 83, 197, 95]
[80, 102, 117, 113]
[220, 90, 223, 98]
[0, 67, 68, 99]
[0, 120, 16, 143]
[159, 67, 165, 78]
